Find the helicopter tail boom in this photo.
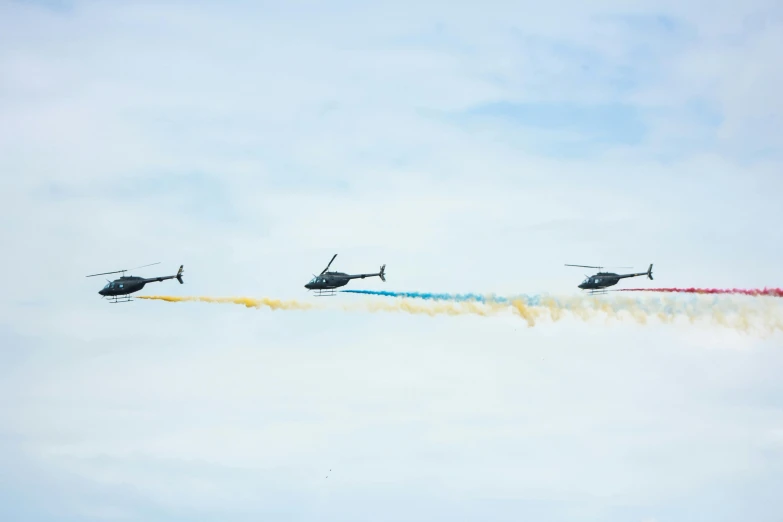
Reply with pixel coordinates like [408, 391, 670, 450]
[346, 264, 387, 281]
[615, 264, 654, 280]
[142, 265, 184, 284]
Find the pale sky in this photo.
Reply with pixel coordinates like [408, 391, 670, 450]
[1, 0, 782, 520]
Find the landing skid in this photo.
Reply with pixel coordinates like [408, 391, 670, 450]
[106, 296, 134, 303]
[313, 289, 337, 297]
[586, 290, 609, 296]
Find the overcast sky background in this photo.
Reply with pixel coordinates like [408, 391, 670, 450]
[1, 0, 783, 520]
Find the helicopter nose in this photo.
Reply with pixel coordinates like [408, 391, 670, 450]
[98, 289, 106, 295]
[304, 283, 312, 289]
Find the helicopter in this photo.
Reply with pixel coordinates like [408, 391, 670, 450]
[87, 262, 184, 303]
[305, 254, 386, 296]
[565, 263, 653, 295]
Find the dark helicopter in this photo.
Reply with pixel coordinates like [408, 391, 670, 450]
[87, 262, 184, 303]
[565, 263, 653, 295]
[305, 254, 386, 296]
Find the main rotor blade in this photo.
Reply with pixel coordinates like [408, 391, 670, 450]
[86, 269, 126, 277]
[129, 262, 161, 271]
[565, 264, 633, 269]
[320, 254, 337, 275]
[86, 262, 160, 277]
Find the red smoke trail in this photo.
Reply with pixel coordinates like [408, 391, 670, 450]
[618, 287, 783, 298]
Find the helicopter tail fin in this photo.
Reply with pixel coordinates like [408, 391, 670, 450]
[176, 265, 184, 284]
[647, 263, 653, 280]
[379, 264, 386, 282]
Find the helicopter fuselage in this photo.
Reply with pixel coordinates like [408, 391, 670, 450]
[578, 272, 623, 290]
[99, 276, 148, 296]
[305, 272, 360, 290]
[89, 264, 184, 302]
[578, 265, 652, 290]
[98, 268, 183, 297]
[305, 255, 386, 294]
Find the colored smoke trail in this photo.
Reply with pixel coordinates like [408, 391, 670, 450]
[617, 287, 783, 298]
[341, 289, 783, 334]
[137, 294, 498, 317]
[136, 295, 319, 310]
[138, 293, 783, 335]
[340, 289, 503, 303]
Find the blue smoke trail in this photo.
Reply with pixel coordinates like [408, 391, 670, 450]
[340, 289, 546, 306]
[340, 289, 501, 302]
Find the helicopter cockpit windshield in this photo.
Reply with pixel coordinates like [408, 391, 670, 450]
[104, 282, 112, 289]
[582, 277, 590, 284]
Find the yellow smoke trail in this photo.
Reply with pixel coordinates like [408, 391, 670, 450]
[136, 294, 783, 335]
[136, 295, 320, 311]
